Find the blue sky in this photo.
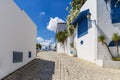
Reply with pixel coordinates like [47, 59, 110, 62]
[14, 0, 70, 47]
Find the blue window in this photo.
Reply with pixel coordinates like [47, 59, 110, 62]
[77, 16, 88, 38]
[29, 51, 32, 58]
[80, 40, 84, 45]
[111, 0, 120, 23]
[72, 9, 89, 38]
[13, 51, 23, 63]
[104, 0, 120, 23]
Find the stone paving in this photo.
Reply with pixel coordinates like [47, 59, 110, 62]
[3, 52, 120, 80]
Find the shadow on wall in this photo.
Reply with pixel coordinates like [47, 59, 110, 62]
[2, 59, 55, 80]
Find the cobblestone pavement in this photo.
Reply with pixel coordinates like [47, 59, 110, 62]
[3, 52, 120, 80]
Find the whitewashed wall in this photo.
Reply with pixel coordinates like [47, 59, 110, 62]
[66, 36, 74, 56]
[74, 0, 97, 63]
[56, 23, 67, 33]
[56, 23, 67, 54]
[97, 0, 119, 59]
[57, 43, 65, 53]
[74, 0, 120, 67]
[0, 0, 36, 79]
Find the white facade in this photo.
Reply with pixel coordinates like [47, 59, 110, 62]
[73, 0, 120, 67]
[56, 0, 120, 68]
[73, 0, 98, 63]
[56, 23, 67, 53]
[0, 0, 36, 79]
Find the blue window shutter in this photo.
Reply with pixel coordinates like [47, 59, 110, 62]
[71, 9, 89, 38]
[110, 0, 120, 23]
[77, 16, 88, 38]
[13, 51, 23, 63]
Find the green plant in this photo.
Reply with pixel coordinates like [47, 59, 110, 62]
[70, 42, 74, 48]
[56, 30, 69, 44]
[112, 57, 120, 61]
[98, 35, 113, 58]
[69, 26, 75, 35]
[112, 33, 120, 57]
[56, 30, 69, 53]
[66, 0, 87, 35]
[36, 43, 42, 50]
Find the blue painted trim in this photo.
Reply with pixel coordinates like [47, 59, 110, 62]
[72, 9, 89, 25]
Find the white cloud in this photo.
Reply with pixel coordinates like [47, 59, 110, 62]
[37, 37, 44, 42]
[47, 17, 65, 32]
[36, 37, 54, 48]
[41, 41, 50, 46]
[45, 40, 52, 43]
[40, 12, 45, 16]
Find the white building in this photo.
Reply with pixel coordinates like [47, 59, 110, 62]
[56, 0, 120, 68]
[56, 23, 77, 57]
[72, 0, 120, 68]
[56, 23, 68, 53]
[0, 0, 36, 79]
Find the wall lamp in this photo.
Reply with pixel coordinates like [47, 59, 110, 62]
[87, 12, 96, 24]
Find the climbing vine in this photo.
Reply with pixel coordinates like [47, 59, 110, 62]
[66, 0, 86, 35]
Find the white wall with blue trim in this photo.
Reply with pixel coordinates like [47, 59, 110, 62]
[97, 0, 120, 58]
[73, 0, 120, 68]
[56, 0, 120, 68]
[73, 0, 97, 63]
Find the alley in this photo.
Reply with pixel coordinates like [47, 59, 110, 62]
[3, 52, 120, 80]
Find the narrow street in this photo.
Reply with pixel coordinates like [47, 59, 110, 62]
[3, 52, 120, 80]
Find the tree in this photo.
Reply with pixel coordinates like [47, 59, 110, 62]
[56, 30, 69, 52]
[36, 44, 42, 50]
[56, 30, 69, 45]
[98, 35, 113, 58]
[66, 0, 86, 33]
[112, 33, 120, 57]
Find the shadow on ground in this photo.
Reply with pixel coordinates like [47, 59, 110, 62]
[2, 59, 55, 80]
